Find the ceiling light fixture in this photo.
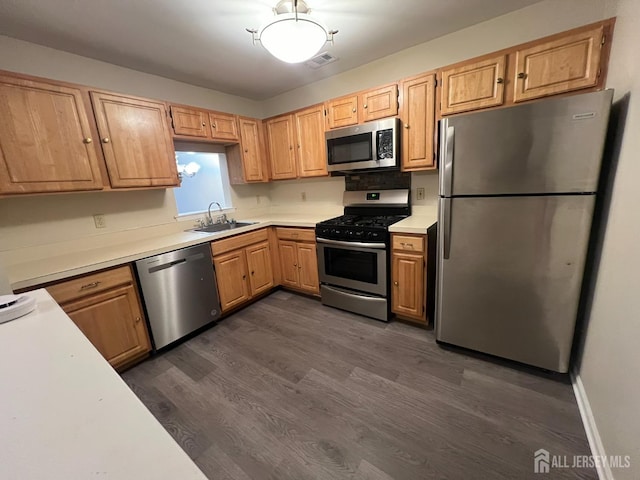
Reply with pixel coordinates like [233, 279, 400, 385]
[246, 0, 338, 64]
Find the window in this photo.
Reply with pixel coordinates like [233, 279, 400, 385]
[173, 151, 232, 216]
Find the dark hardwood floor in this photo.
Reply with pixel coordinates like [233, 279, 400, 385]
[122, 291, 596, 480]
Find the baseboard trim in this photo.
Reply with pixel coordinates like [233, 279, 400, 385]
[571, 370, 613, 480]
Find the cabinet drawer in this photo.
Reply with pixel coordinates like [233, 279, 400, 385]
[211, 228, 269, 257]
[46, 265, 134, 305]
[275, 227, 316, 242]
[392, 234, 425, 252]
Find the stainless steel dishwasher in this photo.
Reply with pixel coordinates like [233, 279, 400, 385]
[135, 243, 221, 350]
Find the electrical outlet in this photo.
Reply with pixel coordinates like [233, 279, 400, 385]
[301, 192, 307, 201]
[416, 188, 425, 201]
[93, 214, 106, 229]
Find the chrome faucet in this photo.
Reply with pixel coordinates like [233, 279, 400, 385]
[207, 201, 227, 225]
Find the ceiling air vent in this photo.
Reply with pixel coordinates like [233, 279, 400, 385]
[305, 52, 338, 69]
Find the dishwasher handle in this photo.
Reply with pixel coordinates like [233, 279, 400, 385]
[147, 252, 205, 274]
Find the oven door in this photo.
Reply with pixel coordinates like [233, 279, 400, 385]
[316, 238, 387, 296]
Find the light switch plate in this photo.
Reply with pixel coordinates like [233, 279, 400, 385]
[93, 214, 106, 229]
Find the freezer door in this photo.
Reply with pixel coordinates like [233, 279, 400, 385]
[440, 90, 612, 196]
[435, 195, 595, 372]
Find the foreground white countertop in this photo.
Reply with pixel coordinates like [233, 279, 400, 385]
[0, 289, 206, 480]
[8, 210, 437, 290]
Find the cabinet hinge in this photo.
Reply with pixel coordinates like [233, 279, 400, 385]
[434, 78, 438, 87]
[597, 67, 602, 79]
[324, 109, 327, 116]
[601, 34, 606, 46]
[422, 305, 425, 313]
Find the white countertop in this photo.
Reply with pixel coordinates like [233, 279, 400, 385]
[8, 210, 438, 290]
[0, 289, 207, 480]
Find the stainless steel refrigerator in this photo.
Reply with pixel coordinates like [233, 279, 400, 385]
[435, 90, 613, 373]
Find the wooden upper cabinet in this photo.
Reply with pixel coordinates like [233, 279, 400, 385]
[238, 117, 267, 182]
[440, 54, 507, 116]
[90, 92, 179, 188]
[266, 114, 298, 180]
[209, 111, 239, 142]
[295, 105, 327, 178]
[400, 73, 436, 171]
[513, 25, 605, 102]
[326, 94, 359, 129]
[0, 76, 104, 194]
[170, 106, 208, 138]
[360, 84, 398, 122]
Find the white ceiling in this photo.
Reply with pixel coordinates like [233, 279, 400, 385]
[0, 0, 542, 100]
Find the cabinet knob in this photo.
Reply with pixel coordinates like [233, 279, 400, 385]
[83, 137, 93, 144]
[293, 263, 297, 267]
[251, 271, 255, 275]
[404, 124, 409, 129]
[135, 317, 141, 323]
[517, 72, 526, 79]
[242, 274, 246, 280]
[289, 146, 293, 150]
[212, 123, 217, 128]
[352, 108, 356, 113]
[244, 149, 249, 153]
[102, 137, 110, 143]
[394, 281, 399, 286]
[298, 265, 302, 270]
[363, 104, 368, 109]
[496, 77, 504, 84]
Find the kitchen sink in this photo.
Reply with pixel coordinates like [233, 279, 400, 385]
[189, 221, 256, 233]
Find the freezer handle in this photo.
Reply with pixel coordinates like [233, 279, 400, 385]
[442, 198, 452, 259]
[440, 123, 455, 197]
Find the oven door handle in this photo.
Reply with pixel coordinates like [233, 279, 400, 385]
[316, 237, 387, 250]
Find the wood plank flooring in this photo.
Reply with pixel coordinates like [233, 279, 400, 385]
[122, 291, 596, 480]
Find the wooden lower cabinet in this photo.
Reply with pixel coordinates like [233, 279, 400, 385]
[213, 250, 251, 311]
[391, 234, 427, 324]
[277, 229, 319, 295]
[211, 231, 274, 312]
[45, 265, 151, 371]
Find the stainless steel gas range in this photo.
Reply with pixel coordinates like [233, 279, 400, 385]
[315, 189, 410, 321]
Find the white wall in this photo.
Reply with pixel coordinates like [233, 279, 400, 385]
[574, 0, 640, 478]
[262, 0, 613, 117]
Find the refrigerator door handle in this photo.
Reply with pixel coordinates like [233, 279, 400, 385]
[442, 198, 452, 259]
[440, 123, 455, 197]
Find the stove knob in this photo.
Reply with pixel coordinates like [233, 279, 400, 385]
[354, 230, 364, 238]
[370, 232, 380, 240]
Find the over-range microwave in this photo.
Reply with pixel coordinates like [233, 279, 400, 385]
[325, 117, 400, 173]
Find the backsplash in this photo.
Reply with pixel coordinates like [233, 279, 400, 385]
[345, 171, 411, 191]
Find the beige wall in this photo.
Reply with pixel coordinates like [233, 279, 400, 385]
[0, 0, 614, 254]
[0, 35, 263, 117]
[575, 0, 640, 478]
[262, 0, 613, 117]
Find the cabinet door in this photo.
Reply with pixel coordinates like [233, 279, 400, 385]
[278, 241, 300, 288]
[266, 115, 297, 180]
[64, 284, 151, 370]
[295, 105, 328, 178]
[297, 242, 319, 294]
[213, 250, 250, 312]
[0, 76, 103, 194]
[90, 92, 179, 188]
[513, 25, 604, 102]
[361, 84, 398, 122]
[391, 252, 425, 322]
[400, 73, 436, 171]
[326, 94, 359, 129]
[237, 117, 267, 182]
[170, 106, 208, 138]
[246, 241, 274, 296]
[209, 112, 239, 142]
[441, 55, 506, 115]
